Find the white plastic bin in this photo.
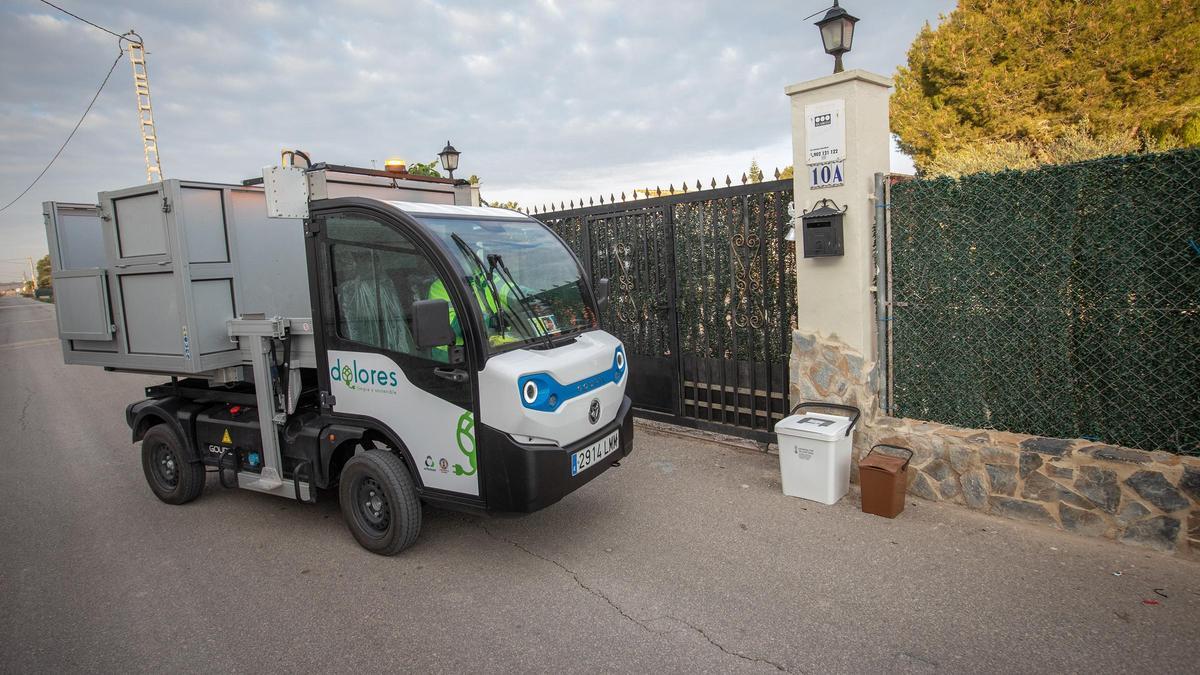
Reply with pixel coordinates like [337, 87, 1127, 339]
[774, 402, 861, 505]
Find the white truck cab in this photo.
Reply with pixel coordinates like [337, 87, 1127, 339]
[44, 161, 633, 554]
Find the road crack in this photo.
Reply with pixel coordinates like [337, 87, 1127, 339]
[18, 386, 34, 432]
[480, 523, 791, 672]
[670, 616, 790, 672]
[480, 524, 652, 630]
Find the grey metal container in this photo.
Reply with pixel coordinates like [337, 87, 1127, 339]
[44, 179, 308, 376]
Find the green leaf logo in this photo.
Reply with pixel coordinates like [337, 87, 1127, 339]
[452, 411, 477, 477]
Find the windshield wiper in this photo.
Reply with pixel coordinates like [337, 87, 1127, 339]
[488, 253, 555, 350]
[449, 233, 535, 343]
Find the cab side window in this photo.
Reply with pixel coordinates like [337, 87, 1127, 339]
[326, 214, 450, 360]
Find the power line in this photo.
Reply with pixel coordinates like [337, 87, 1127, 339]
[37, 0, 139, 44]
[0, 49, 125, 213]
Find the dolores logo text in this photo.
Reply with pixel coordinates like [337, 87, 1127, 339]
[331, 358, 399, 393]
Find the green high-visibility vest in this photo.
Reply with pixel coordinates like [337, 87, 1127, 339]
[427, 274, 510, 361]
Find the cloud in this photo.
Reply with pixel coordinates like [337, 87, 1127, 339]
[463, 53, 498, 76]
[0, 0, 955, 272]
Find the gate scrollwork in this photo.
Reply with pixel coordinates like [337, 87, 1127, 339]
[731, 224, 766, 329]
[612, 241, 641, 324]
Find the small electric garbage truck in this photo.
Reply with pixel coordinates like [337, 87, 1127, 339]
[43, 157, 632, 554]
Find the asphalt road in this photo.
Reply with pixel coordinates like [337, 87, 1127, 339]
[1, 294, 1197, 673]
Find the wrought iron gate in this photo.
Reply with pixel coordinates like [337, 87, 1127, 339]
[536, 179, 796, 441]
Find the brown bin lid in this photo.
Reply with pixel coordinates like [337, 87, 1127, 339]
[859, 450, 910, 474]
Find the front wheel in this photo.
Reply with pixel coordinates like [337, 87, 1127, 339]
[339, 449, 422, 555]
[140, 424, 205, 505]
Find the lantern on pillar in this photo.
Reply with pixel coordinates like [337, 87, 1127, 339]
[438, 141, 461, 180]
[815, 1, 859, 74]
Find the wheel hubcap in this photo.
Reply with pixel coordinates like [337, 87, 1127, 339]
[153, 444, 179, 487]
[356, 477, 390, 532]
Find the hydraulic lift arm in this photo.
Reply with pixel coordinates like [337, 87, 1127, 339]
[228, 316, 311, 501]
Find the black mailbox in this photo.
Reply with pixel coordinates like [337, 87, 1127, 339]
[801, 201, 846, 258]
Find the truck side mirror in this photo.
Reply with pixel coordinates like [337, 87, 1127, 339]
[595, 278, 611, 311]
[412, 299, 456, 349]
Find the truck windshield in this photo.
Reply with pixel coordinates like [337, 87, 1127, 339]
[418, 215, 598, 353]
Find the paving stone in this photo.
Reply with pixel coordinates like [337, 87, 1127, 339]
[907, 441, 934, 468]
[1019, 437, 1074, 458]
[939, 476, 962, 500]
[961, 471, 988, 509]
[1083, 444, 1152, 464]
[792, 331, 816, 354]
[845, 353, 864, 380]
[985, 464, 1017, 496]
[939, 426, 980, 440]
[948, 445, 978, 474]
[1021, 472, 1093, 509]
[989, 431, 1028, 449]
[988, 496, 1056, 526]
[980, 445, 1017, 465]
[1116, 501, 1150, 527]
[790, 379, 818, 402]
[1059, 503, 1107, 537]
[1045, 464, 1073, 480]
[1019, 452, 1042, 479]
[1124, 471, 1190, 512]
[819, 345, 840, 365]
[923, 458, 951, 482]
[809, 362, 837, 392]
[1120, 515, 1181, 552]
[909, 472, 938, 501]
[1149, 451, 1180, 466]
[1180, 466, 1200, 503]
[1074, 466, 1121, 514]
[1020, 472, 1061, 503]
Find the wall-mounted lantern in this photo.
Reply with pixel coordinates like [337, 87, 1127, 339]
[800, 198, 847, 258]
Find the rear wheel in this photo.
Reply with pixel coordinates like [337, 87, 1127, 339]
[141, 424, 205, 504]
[339, 449, 422, 555]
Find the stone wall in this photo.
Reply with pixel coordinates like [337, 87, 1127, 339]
[789, 330, 1200, 557]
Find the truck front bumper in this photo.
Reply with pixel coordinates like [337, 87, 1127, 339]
[478, 395, 634, 513]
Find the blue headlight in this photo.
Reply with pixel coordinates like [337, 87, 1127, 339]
[612, 345, 626, 383]
[518, 345, 627, 412]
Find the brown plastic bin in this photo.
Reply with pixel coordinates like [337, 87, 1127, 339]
[859, 445, 914, 518]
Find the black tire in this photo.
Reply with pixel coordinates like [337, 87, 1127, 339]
[338, 449, 422, 555]
[140, 424, 205, 505]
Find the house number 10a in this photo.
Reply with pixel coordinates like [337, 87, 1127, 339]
[810, 161, 844, 189]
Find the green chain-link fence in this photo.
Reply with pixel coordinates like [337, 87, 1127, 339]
[889, 150, 1200, 455]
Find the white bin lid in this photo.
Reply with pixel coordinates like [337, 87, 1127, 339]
[774, 412, 853, 441]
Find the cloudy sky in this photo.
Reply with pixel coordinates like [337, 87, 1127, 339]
[0, 0, 954, 280]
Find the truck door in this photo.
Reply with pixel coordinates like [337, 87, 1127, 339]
[309, 210, 481, 498]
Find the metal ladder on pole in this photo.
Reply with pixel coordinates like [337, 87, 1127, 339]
[127, 37, 163, 184]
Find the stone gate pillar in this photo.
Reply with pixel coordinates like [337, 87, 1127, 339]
[784, 70, 892, 417]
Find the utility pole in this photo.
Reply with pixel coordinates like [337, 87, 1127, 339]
[28, 256, 38, 290]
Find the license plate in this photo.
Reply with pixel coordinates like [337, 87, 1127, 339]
[570, 431, 620, 477]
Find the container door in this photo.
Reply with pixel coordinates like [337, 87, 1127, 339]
[309, 209, 481, 497]
[43, 202, 116, 345]
[106, 185, 172, 267]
